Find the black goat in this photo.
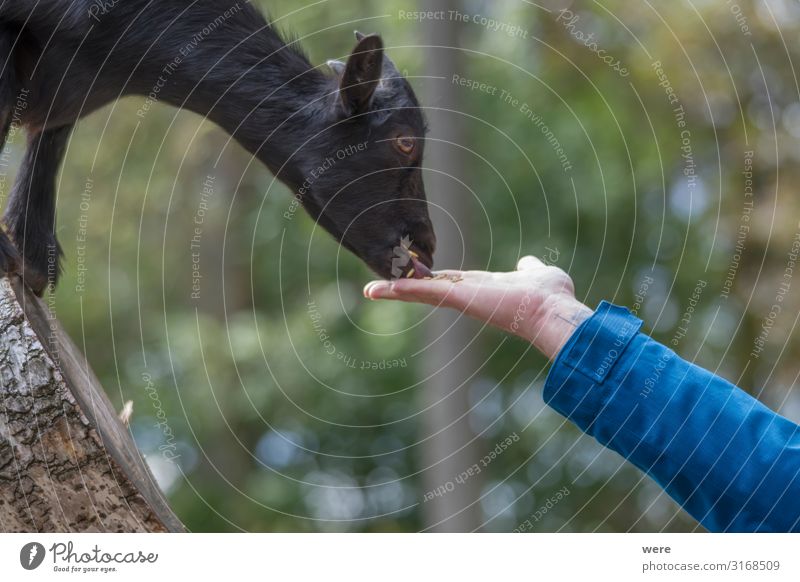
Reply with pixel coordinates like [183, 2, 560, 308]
[0, 0, 436, 294]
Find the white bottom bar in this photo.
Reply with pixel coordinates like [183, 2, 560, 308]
[2, 533, 797, 581]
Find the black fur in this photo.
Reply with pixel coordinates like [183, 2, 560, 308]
[0, 0, 435, 294]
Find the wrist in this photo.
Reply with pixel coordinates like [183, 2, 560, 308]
[528, 295, 593, 361]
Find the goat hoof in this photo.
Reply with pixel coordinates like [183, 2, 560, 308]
[24, 270, 50, 297]
[15, 263, 50, 297]
[0, 257, 49, 296]
[0, 234, 20, 280]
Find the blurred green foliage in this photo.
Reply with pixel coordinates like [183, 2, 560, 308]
[9, 0, 800, 531]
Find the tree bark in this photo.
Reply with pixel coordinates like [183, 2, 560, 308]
[420, 0, 484, 532]
[0, 276, 183, 532]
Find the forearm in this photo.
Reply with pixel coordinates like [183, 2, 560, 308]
[542, 301, 800, 532]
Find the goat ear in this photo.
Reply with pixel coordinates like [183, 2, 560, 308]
[339, 34, 383, 115]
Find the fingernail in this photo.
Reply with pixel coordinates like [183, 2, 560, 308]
[363, 281, 386, 299]
[364, 281, 390, 299]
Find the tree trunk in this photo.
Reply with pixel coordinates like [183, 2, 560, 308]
[420, 0, 484, 532]
[0, 276, 183, 532]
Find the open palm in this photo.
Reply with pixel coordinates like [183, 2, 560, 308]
[363, 255, 591, 359]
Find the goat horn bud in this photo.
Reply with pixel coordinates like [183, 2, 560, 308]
[326, 59, 345, 75]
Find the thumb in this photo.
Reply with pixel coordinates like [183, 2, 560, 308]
[517, 255, 544, 271]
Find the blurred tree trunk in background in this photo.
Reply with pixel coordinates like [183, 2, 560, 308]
[419, 0, 483, 532]
[198, 130, 253, 319]
[193, 131, 255, 494]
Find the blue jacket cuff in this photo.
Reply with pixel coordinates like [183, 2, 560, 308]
[543, 301, 643, 432]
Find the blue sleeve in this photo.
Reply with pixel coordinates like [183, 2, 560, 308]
[542, 301, 800, 532]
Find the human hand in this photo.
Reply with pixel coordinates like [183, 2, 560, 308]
[363, 255, 593, 360]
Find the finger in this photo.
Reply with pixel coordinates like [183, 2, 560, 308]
[363, 280, 393, 299]
[517, 255, 544, 271]
[362, 268, 468, 296]
[363, 269, 470, 299]
[363, 277, 464, 306]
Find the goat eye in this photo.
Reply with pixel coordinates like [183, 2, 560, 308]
[394, 136, 416, 155]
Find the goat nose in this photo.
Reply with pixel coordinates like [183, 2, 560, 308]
[418, 230, 436, 256]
